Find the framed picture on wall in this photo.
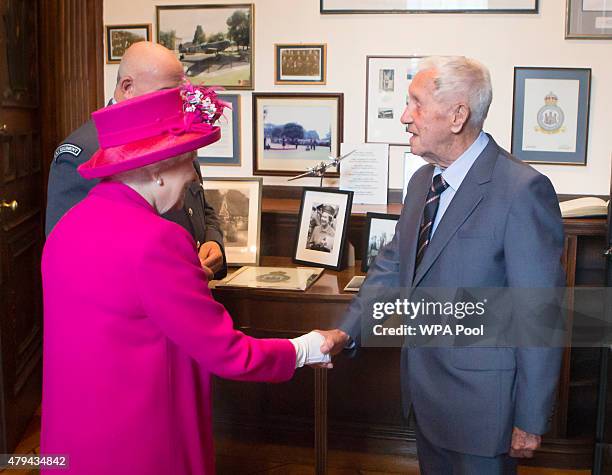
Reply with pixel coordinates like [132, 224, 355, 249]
[511, 67, 591, 165]
[252, 93, 343, 176]
[361, 212, 399, 272]
[403, 151, 428, 202]
[197, 94, 241, 166]
[320, 0, 538, 14]
[366, 56, 424, 145]
[566, 0, 612, 39]
[156, 4, 254, 89]
[105, 24, 151, 64]
[201, 177, 262, 266]
[294, 188, 353, 271]
[275, 44, 326, 85]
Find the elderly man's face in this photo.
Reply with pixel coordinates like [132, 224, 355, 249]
[400, 69, 453, 165]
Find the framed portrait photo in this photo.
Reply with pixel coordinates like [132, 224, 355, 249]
[294, 188, 353, 271]
[511, 67, 591, 165]
[362, 212, 399, 272]
[198, 94, 241, 166]
[105, 24, 151, 64]
[275, 44, 326, 85]
[252, 93, 343, 176]
[320, 0, 538, 14]
[201, 177, 262, 266]
[566, 0, 612, 39]
[156, 4, 254, 89]
[366, 56, 424, 145]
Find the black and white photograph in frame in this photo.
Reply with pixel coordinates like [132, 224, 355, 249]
[201, 177, 262, 266]
[275, 44, 326, 85]
[294, 188, 353, 271]
[366, 56, 424, 145]
[511, 67, 591, 165]
[105, 24, 151, 64]
[362, 212, 399, 272]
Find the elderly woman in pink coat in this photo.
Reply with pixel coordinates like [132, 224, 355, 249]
[41, 86, 329, 474]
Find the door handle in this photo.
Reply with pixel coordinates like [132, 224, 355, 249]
[0, 200, 18, 211]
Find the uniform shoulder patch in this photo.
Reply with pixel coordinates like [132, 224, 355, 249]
[53, 143, 82, 161]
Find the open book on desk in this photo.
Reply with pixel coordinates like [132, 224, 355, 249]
[560, 197, 609, 218]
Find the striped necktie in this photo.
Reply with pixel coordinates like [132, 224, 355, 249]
[415, 174, 449, 270]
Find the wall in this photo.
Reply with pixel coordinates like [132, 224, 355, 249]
[103, 0, 612, 195]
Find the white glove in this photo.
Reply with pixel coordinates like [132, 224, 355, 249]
[290, 331, 332, 368]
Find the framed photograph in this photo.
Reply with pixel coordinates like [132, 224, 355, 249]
[275, 44, 326, 85]
[252, 93, 343, 176]
[566, 0, 612, 39]
[201, 177, 262, 266]
[511, 67, 591, 165]
[198, 94, 241, 166]
[362, 212, 399, 272]
[105, 24, 151, 64]
[366, 56, 424, 145]
[156, 4, 254, 89]
[294, 188, 354, 271]
[321, 0, 538, 14]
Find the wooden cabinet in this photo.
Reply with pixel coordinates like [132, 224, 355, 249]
[212, 197, 607, 469]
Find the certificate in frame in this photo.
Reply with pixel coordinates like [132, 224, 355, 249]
[321, 0, 538, 14]
[365, 56, 424, 145]
[105, 24, 151, 64]
[201, 177, 262, 266]
[511, 67, 591, 165]
[198, 94, 241, 166]
[566, 0, 612, 39]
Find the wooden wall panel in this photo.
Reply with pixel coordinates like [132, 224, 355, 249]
[40, 0, 104, 198]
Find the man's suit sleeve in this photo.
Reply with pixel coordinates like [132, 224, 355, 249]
[504, 173, 566, 435]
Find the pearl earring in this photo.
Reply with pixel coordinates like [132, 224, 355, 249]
[156, 177, 164, 186]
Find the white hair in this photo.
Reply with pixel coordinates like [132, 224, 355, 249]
[418, 56, 493, 129]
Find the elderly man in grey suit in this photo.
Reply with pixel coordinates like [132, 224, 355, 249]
[320, 56, 565, 473]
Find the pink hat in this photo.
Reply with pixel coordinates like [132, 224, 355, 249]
[78, 84, 226, 179]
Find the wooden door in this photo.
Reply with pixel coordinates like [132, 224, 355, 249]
[0, 0, 44, 453]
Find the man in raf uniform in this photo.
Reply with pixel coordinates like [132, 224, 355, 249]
[46, 41, 226, 279]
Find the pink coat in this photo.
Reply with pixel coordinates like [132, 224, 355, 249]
[40, 182, 295, 474]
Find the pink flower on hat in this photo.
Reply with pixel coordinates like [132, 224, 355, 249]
[180, 81, 230, 126]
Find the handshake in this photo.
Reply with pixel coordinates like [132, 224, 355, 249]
[290, 329, 350, 369]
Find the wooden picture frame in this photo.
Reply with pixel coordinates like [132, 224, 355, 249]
[320, 0, 538, 14]
[198, 94, 241, 166]
[566, 0, 612, 39]
[252, 92, 343, 176]
[294, 187, 353, 271]
[156, 4, 254, 90]
[105, 24, 151, 64]
[511, 67, 591, 165]
[275, 43, 327, 85]
[200, 177, 262, 266]
[361, 212, 399, 272]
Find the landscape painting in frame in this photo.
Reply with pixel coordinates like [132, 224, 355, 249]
[156, 4, 254, 89]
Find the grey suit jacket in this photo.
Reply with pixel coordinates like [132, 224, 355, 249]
[340, 135, 565, 457]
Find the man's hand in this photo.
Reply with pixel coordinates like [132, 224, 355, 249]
[510, 426, 541, 458]
[316, 329, 350, 356]
[198, 241, 223, 275]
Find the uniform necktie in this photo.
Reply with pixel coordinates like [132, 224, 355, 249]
[415, 174, 449, 270]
